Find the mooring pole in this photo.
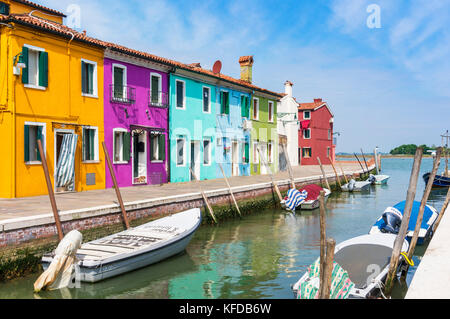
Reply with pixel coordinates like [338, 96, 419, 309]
[257, 147, 283, 202]
[321, 238, 336, 299]
[189, 167, 218, 224]
[406, 148, 442, 263]
[328, 156, 342, 189]
[374, 148, 380, 175]
[353, 153, 366, 177]
[318, 190, 327, 299]
[317, 157, 331, 190]
[385, 147, 423, 295]
[102, 142, 130, 229]
[37, 139, 64, 241]
[360, 149, 370, 175]
[218, 163, 242, 218]
[433, 187, 450, 233]
[281, 144, 296, 189]
[338, 161, 349, 184]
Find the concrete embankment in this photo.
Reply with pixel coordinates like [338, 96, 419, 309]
[405, 202, 450, 299]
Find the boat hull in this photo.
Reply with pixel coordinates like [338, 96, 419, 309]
[299, 188, 331, 210]
[423, 173, 450, 188]
[341, 181, 371, 192]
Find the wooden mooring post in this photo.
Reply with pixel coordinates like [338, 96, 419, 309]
[317, 157, 331, 190]
[102, 142, 130, 229]
[384, 147, 423, 295]
[37, 139, 64, 241]
[338, 161, 349, 184]
[360, 149, 370, 174]
[433, 187, 450, 233]
[218, 163, 242, 218]
[189, 167, 218, 224]
[353, 153, 366, 177]
[257, 147, 283, 202]
[405, 147, 442, 265]
[328, 156, 342, 189]
[374, 147, 380, 175]
[281, 144, 296, 189]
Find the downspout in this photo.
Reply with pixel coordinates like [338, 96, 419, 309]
[167, 67, 176, 183]
[9, 27, 16, 198]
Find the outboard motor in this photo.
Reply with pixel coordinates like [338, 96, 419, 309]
[380, 207, 403, 234]
[367, 174, 376, 185]
[348, 179, 356, 192]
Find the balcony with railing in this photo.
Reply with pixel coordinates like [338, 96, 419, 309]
[110, 85, 136, 104]
[148, 91, 169, 108]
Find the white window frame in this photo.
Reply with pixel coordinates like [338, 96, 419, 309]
[252, 97, 259, 121]
[253, 141, 259, 164]
[23, 44, 46, 91]
[268, 101, 274, 123]
[82, 126, 99, 163]
[302, 147, 312, 158]
[304, 111, 311, 119]
[176, 136, 186, 167]
[150, 72, 162, 104]
[24, 121, 46, 165]
[81, 58, 98, 98]
[112, 63, 127, 99]
[175, 79, 186, 110]
[203, 138, 212, 166]
[202, 86, 211, 114]
[112, 128, 128, 164]
[303, 128, 311, 140]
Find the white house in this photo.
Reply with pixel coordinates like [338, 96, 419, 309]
[277, 81, 300, 170]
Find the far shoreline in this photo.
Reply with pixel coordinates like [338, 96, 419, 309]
[336, 154, 433, 158]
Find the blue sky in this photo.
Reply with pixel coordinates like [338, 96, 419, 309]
[36, 0, 450, 153]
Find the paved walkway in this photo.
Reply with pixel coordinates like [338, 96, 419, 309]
[0, 162, 365, 223]
[405, 202, 450, 299]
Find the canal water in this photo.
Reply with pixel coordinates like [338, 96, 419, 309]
[0, 157, 448, 299]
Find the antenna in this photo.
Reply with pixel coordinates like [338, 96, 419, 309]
[212, 60, 222, 74]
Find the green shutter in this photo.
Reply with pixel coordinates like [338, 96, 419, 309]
[158, 134, 165, 161]
[81, 61, 87, 93]
[225, 92, 230, 114]
[38, 51, 48, 87]
[241, 96, 245, 117]
[113, 67, 124, 98]
[24, 125, 30, 162]
[21, 47, 29, 84]
[220, 92, 224, 114]
[244, 142, 249, 164]
[36, 126, 43, 162]
[82, 128, 87, 161]
[123, 132, 130, 162]
[88, 63, 94, 94]
[89, 129, 95, 160]
[246, 97, 250, 118]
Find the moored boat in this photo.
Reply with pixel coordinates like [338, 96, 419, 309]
[423, 172, 450, 188]
[41, 208, 202, 283]
[341, 179, 371, 192]
[367, 174, 390, 185]
[280, 184, 331, 211]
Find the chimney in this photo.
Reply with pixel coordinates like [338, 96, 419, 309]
[239, 56, 254, 83]
[314, 98, 322, 104]
[284, 81, 293, 97]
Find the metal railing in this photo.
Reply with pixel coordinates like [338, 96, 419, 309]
[148, 91, 169, 108]
[110, 85, 136, 104]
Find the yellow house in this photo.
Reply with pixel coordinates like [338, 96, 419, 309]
[0, 0, 106, 198]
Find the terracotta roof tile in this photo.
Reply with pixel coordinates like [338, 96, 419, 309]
[12, 0, 66, 17]
[298, 99, 326, 110]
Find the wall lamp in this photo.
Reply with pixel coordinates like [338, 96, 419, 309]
[13, 52, 26, 76]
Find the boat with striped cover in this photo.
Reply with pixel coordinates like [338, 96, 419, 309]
[280, 184, 331, 211]
[41, 208, 202, 283]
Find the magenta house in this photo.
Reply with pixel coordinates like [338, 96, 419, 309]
[103, 47, 170, 188]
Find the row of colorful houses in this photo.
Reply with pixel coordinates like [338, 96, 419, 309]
[0, 0, 335, 199]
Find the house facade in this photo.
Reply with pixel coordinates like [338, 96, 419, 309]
[277, 81, 300, 170]
[0, 2, 106, 198]
[103, 48, 169, 188]
[298, 98, 335, 165]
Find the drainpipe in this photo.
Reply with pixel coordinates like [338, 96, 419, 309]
[167, 67, 176, 183]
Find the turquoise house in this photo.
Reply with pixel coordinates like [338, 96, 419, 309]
[215, 86, 251, 178]
[169, 70, 217, 182]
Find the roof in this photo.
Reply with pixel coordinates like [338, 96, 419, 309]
[12, 0, 66, 17]
[298, 99, 326, 110]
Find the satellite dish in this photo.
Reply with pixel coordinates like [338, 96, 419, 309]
[212, 60, 222, 74]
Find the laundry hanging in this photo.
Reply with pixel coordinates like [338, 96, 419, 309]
[300, 120, 311, 129]
[55, 134, 78, 191]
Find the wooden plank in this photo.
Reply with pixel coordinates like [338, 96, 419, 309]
[37, 139, 64, 241]
[385, 147, 423, 294]
[218, 163, 242, 217]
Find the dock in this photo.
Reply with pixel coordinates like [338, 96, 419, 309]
[405, 203, 450, 299]
[0, 161, 372, 248]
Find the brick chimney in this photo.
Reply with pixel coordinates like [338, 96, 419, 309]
[284, 81, 293, 97]
[314, 98, 322, 104]
[239, 56, 254, 83]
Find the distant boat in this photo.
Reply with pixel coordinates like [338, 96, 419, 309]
[41, 208, 202, 283]
[292, 233, 409, 299]
[341, 179, 371, 192]
[423, 172, 450, 188]
[369, 200, 439, 245]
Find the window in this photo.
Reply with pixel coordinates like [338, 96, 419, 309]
[176, 80, 185, 109]
[243, 142, 250, 164]
[151, 134, 166, 162]
[21, 45, 48, 89]
[253, 142, 259, 164]
[302, 147, 312, 158]
[327, 147, 331, 159]
[303, 128, 311, 139]
[328, 129, 331, 140]
[241, 95, 250, 118]
[268, 141, 274, 163]
[202, 87, 211, 113]
[113, 64, 126, 100]
[304, 111, 311, 119]
[220, 91, 230, 115]
[253, 98, 259, 120]
[113, 129, 130, 163]
[150, 73, 162, 105]
[81, 59, 97, 97]
[82, 127, 98, 162]
[24, 123, 45, 163]
[203, 139, 211, 165]
[268, 101, 274, 122]
[176, 137, 186, 166]
[0, 2, 10, 15]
